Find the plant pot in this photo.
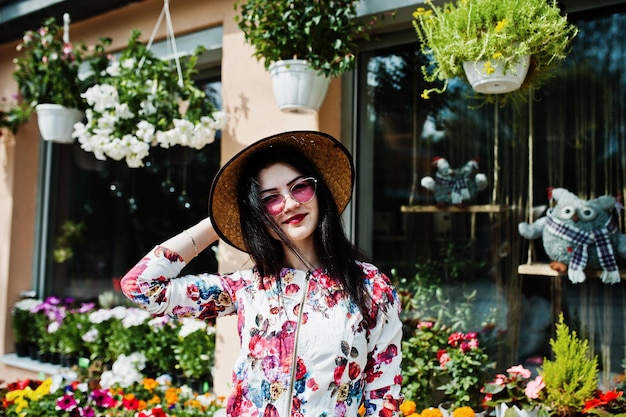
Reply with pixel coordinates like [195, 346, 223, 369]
[14, 342, 30, 357]
[495, 404, 539, 417]
[268, 59, 331, 114]
[462, 55, 531, 94]
[35, 104, 84, 143]
[439, 401, 454, 417]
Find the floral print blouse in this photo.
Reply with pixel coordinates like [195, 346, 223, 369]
[121, 246, 403, 417]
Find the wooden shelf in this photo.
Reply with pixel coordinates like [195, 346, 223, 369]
[401, 204, 508, 213]
[518, 263, 626, 279]
[518, 263, 563, 277]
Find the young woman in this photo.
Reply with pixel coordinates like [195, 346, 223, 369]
[121, 131, 403, 417]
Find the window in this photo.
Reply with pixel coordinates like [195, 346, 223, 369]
[35, 76, 223, 301]
[356, 6, 626, 377]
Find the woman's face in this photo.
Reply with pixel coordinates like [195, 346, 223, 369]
[257, 162, 319, 248]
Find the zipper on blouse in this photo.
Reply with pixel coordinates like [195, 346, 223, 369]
[285, 270, 311, 416]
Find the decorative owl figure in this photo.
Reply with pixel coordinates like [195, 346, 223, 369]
[518, 188, 626, 284]
[421, 157, 488, 205]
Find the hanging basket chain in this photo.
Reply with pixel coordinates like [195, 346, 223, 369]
[139, 0, 184, 87]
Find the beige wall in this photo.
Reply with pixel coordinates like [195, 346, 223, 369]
[0, 0, 341, 395]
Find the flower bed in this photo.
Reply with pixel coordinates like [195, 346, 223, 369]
[11, 296, 216, 382]
[1, 353, 224, 417]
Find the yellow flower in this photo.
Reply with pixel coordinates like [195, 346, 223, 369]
[495, 18, 508, 32]
[413, 8, 426, 18]
[400, 400, 417, 416]
[482, 61, 495, 75]
[452, 406, 475, 417]
[493, 52, 503, 59]
[421, 89, 431, 99]
[421, 407, 444, 417]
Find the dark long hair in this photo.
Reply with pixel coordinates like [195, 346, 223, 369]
[237, 145, 371, 322]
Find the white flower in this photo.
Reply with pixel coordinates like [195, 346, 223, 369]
[99, 352, 147, 389]
[178, 317, 207, 338]
[122, 308, 151, 328]
[13, 298, 42, 311]
[208, 111, 228, 130]
[48, 321, 59, 333]
[89, 308, 113, 324]
[111, 305, 129, 320]
[81, 328, 99, 343]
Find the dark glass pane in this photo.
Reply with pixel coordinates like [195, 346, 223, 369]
[44, 77, 222, 301]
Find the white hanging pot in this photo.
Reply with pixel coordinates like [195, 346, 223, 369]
[463, 55, 531, 94]
[268, 59, 331, 114]
[35, 103, 84, 144]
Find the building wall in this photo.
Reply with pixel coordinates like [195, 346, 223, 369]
[0, 0, 342, 395]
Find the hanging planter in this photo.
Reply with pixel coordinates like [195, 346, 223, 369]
[74, 1, 227, 168]
[35, 104, 84, 143]
[412, 0, 578, 105]
[462, 55, 531, 94]
[269, 60, 331, 114]
[236, 0, 378, 113]
[12, 14, 111, 135]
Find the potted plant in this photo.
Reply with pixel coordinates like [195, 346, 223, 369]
[235, 0, 374, 113]
[536, 314, 598, 417]
[12, 15, 111, 142]
[10, 297, 42, 357]
[412, 0, 578, 104]
[73, 30, 227, 168]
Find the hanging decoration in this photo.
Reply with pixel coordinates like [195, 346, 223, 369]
[420, 157, 489, 205]
[518, 188, 626, 284]
[73, 0, 227, 167]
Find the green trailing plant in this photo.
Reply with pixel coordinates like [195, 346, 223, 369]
[538, 314, 598, 417]
[412, 0, 578, 104]
[235, 0, 381, 78]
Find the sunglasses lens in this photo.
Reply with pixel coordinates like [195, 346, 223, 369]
[291, 178, 316, 203]
[261, 178, 317, 216]
[262, 195, 286, 216]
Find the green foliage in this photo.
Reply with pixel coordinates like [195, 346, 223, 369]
[0, 97, 32, 133]
[412, 0, 578, 104]
[53, 220, 85, 263]
[395, 265, 497, 411]
[538, 314, 599, 417]
[235, 0, 376, 78]
[12, 16, 111, 110]
[174, 318, 217, 379]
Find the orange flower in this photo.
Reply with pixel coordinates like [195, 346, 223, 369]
[400, 400, 417, 416]
[452, 406, 475, 417]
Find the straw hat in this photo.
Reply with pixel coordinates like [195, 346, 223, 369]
[209, 131, 354, 252]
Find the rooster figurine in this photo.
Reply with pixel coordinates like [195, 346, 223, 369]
[421, 157, 488, 205]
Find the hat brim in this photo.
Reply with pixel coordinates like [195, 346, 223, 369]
[208, 131, 354, 252]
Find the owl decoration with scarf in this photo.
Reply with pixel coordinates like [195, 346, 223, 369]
[518, 188, 626, 284]
[421, 157, 488, 205]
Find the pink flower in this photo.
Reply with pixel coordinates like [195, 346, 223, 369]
[507, 365, 531, 379]
[418, 321, 434, 329]
[524, 375, 545, 399]
[437, 349, 451, 367]
[493, 373, 507, 386]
